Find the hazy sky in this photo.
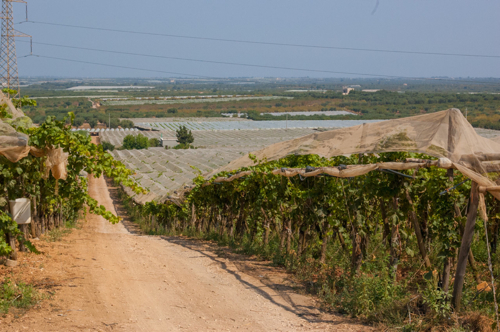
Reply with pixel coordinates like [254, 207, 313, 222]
[12, 0, 500, 78]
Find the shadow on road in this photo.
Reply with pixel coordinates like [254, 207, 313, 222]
[105, 177, 366, 328]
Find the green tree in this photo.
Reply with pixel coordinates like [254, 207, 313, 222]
[88, 119, 97, 128]
[123, 134, 149, 150]
[101, 141, 115, 152]
[176, 125, 194, 145]
[148, 138, 161, 147]
[109, 118, 120, 129]
[135, 134, 150, 149]
[74, 118, 84, 127]
[120, 120, 134, 129]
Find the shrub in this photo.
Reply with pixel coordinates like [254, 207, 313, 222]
[101, 141, 115, 152]
[123, 134, 149, 150]
[120, 119, 134, 129]
[176, 125, 194, 146]
[148, 138, 161, 147]
[173, 143, 195, 149]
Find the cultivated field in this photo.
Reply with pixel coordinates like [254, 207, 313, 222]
[110, 147, 249, 203]
[101, 127, 317, 149]
[101, 95, 292, 106]
[134, 119, 382, 131]
[263, 110, 353, 116]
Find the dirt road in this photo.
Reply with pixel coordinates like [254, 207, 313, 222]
[3, 175, 372, 332]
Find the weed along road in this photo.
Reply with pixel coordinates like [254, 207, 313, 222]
[4, 172, 371, 332]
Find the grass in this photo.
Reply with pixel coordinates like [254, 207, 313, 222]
[44, 219, 80, 243]
[44, 227, 73, 243]
[0, 278, 44, 315]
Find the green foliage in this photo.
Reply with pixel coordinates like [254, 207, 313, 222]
[73, 117, 84, 127]
[334, 269, 407, 322]
[173, 143, 195, 150]
[420, 279, 453, 321]
[148, 138, 161, 148]
[0, 112, 146, 256]
[0, 278, 43, 314]
[176, 125, 194, 146]
[120, 119, 134, 129]
[45, 226, 73, 243]
[123, 133, 150, 150]
[0, 104, 12, 119]
[101, 141, 115, 152]
[12, 95, 37, 109]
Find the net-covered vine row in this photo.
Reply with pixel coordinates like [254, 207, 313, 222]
[127, 152, 500, 327]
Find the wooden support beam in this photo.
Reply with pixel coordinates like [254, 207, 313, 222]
[405, 190, 431, 269]
[479, 186, 500, 193]
[452, 181, 480, 310]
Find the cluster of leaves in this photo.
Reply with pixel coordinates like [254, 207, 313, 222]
[0, 112, 146, 256]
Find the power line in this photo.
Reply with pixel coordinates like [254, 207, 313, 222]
[20, 40, 423, 78]
[19, 20, 500, 59]
[20, 52, 500, 86]
[24, 54, 213, 78]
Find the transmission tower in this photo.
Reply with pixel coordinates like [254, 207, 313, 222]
[0, 0, 30, 97]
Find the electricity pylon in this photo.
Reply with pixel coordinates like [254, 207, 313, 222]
[0, 0, 30, 97]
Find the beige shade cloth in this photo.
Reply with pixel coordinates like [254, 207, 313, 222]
[1, 94, 68, 180]
[207, 109, 500, 178]
[0, 119, 30, 162]
[491, 136, 500, 144]
[30, 147, 69, 180]
[0, 119, 68, 180]
[0, 90, 25, 120]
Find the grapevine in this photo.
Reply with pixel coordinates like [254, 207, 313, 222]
[0, 111, 145, 257]
[127, 151, 500, 322]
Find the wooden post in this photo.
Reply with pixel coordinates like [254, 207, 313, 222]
[297, 228, 304, 257]
[351, 227, 363, 276]
[452, 181, 480, 310]
[455, 196, 481, 284]
[6, 232, 17, 261]
[442, 169, 455, 292]
[260, 207, 270, 247]
[30, 196, 37, 238]
[286, 218, 291, 255]
[41, 213, 45, 234]
[380, 199, 391, 247]
[319, 221, 330, 264]
[18, 224, 27, 252]
[279, 218, 286, 251]
[191, 204, 196, 228]
[405, 190, 431, 268]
